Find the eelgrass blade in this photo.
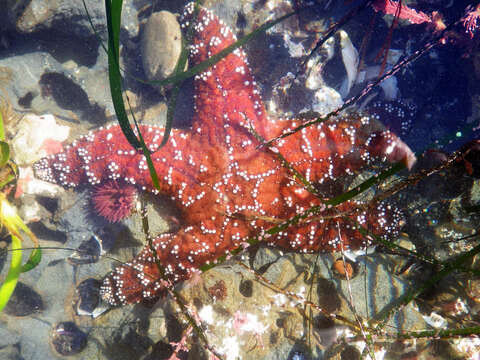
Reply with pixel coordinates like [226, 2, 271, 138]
[104, 0, 297, 167]
[325, 162, 406, 206]
[0, 141, 10, 168]
[0, 104, 8, 167]
[465, 204, 480, 213]
[82, 0, 107, 55]
[0, 106, 4, 141]
[105, 0, 141, 149]
[260, 19, 459, 149]
[139, 199, 214, 354]
[0, 235, 22, 311]
[105, 0, 160, 189]
[199, 160, 405, 273]
[397, 326, 480, 340]
[0, 193, 41, 273]
[162, 85, 180, 148]
[0, 173, 15, 189]
[20, 246, 41, 273]
[297, 0, 373, 79]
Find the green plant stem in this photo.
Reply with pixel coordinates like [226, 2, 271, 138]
[0, 236, 22, 311]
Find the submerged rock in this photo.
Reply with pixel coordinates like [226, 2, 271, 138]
[4, 281, 43, 317]
[50, 322, 87, 356]
[10, 0, 138, 38]
[74, 278, 103, 317]
[11, 113, 70, 166]
[141, 11, 183, 87]
[68, 235, 104, 265]
[160, 247, 427, 360]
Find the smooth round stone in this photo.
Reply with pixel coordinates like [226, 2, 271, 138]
[50, 322, 87, 356]
[141, 11, 183, 84]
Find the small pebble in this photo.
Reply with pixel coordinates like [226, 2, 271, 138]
[332, 258, 356, 279]
[50, 322, 87, 356]
[141, 11, 183, 85]
[75, 278, 102, 317]
[68, 235, 103, 265]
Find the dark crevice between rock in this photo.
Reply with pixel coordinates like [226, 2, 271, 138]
[30, 221, 67, 243]
[143, 341, 173, 360]
[1, 28, 99, 67]
[18, 91, 35, 108]
[316, 278, 341, 314]
[39, 72, 107, 124]
[36, 195, 59, 214]
[239, 279, 253, 297]
[4, 281, 44, 316]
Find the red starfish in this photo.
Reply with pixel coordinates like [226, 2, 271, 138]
[33, 3, 415, 306]
[371, 0, 431, 25]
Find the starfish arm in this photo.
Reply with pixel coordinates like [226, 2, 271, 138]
[269, 200, 404, 252]
[272, 112, 416, 186]
[33, 124, 209, 196]
[181, 2, 414, 173]
[100, 216, 255, 305]
[181, 4, 271, 140]
[100, 195, 403, 305]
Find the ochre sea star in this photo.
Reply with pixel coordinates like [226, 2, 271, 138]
[33, 2, 415, 306]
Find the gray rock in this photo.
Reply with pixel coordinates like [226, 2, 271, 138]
[146, 306, 168, 344]
[10, 0, 139, 39]
[159, 247, 427, 360]
[122, 195, 171, 245]
[0, 244, 83, 359]
[0, 327, 20, 350]
[50, 322, 88, 356]
[470, 179, 480, 204]
[86, 305, 154, 359]
[141, 11, 183, 86]
[0, 184, 156, 359]
[252, 246, 282, 270]
[0, 51, 63, 107]
[0, 344, 21, 360]
[0, 48, 114, 124]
